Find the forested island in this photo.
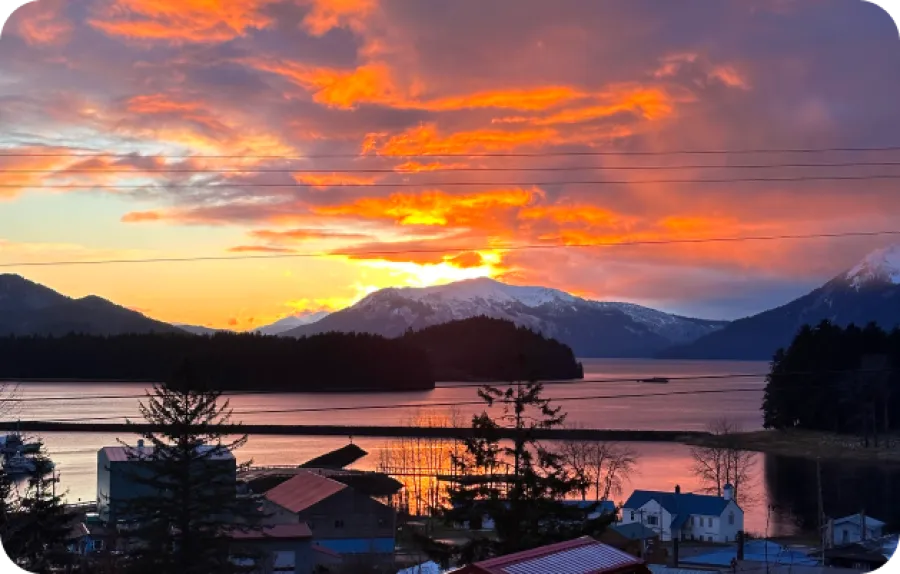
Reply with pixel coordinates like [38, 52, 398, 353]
[763, 320, 900, 444]
[402, 316, 584, 381]
[0, 317, 583, 391]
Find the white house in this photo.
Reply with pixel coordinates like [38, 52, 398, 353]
[619, 484, 743, 543]
[829, 513, 886, 546]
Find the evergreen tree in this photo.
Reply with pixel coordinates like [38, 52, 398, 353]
[441, 380, 610, 565]
[0, 451, 74, 572]
[117, 361, 265, 574]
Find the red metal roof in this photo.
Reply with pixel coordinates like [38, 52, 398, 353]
[228, 524, 313, 540]
[264, 470, 347, 513]
[456, 537, 648, 574]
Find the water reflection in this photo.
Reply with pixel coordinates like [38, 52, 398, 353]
[764, 453, 900, 536]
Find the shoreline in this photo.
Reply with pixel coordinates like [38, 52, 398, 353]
[683, 429, 900, 464]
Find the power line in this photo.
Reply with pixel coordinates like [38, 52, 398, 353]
[5, 144, 900, 159]
[8, 174, 900, 188]
[6, 161, 900, 174]
[7, 372, 771, 403]
[35, 386, 771, 423]
[2, 230, 897, 268]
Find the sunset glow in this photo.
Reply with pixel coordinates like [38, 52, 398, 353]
[1, 0, 899, 327]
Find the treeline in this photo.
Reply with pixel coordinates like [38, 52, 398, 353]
[0, 331, 433, 391]
[0, 317, 584, 391]
[763, 320, 900, 443]
[402, 316, 584, 381]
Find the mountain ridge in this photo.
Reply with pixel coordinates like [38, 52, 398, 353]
[0, 274, 185, 336]
[660, 245, 900, 360]
[282, 277, 727, 357]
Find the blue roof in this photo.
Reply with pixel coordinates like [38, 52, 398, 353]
[622, 490, 733, 517]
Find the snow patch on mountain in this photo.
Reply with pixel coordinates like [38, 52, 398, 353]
[257, 310, 330, 335]
[846, 244, 900, 289]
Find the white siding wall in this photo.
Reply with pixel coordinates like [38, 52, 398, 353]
[718, 501, 743, 543]
[620, 500, 673, 541]
[833, 522, 883, 545]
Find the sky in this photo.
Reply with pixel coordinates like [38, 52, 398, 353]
[1, 0, 899, 329]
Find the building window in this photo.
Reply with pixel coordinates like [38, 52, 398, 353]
[647, 515, 658, 526]
[334, 519, 345, 528]
[707, 517, 713, 527]
[693, 516, 698, 527]
[729, 512, 735, 525]
[630, 511, 635, 521]
[842, 530, 849, 543]
[707, 536, 713, 542]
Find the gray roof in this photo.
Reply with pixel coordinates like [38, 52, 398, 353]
[100, 444, 235, 462]
[610, 523, 659, 540]
[833, 513, 886, 528]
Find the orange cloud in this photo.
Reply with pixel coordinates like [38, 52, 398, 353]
[301, 0, 375, 36]
[393, 161, 469, 173]
[362, 123, 558, 156]
[121, 210, 163, 223]
[15, 1, 72, 46]
[313, 188, 539, 226]
[89, 0, 275, 43]
[518, 205, 638, 228]
[709, 66, 751, 90]
[446, 251, 485, 268]
[292, 172, 378, 188]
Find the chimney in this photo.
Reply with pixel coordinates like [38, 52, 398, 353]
[737, 531, 745, 560]
[675, 485, 681, 494]
[724, 483, 734, 501]
[861, 510, 867, 541]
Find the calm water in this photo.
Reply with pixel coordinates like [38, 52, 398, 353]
[4, 359, 898, 537]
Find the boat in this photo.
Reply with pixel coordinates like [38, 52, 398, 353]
[638, 377, 670, 384]
[3, 453, 37, 476]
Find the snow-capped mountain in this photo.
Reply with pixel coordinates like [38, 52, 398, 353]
[281, 278, 726, 358]
[256, 310, 330, 336]
[845, 244, 900, 289]
[663, 244, 900, 360]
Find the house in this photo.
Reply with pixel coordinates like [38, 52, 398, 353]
[229, 524, 315, 574]
[824, 534, 898, 572]
[828, 513, 886, 546]
[601, 523, 662, 560]
[97, 442, 236, 524]
[619, 485, 743, 543]
[450, 536, 652, 574]
[262, 470, 396, 559]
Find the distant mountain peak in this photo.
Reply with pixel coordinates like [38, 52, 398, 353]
[845, 244, 900, 289]
[360, 276, 579, 309]
[256, 310, 331, 336]
[284, 277, 725, 357]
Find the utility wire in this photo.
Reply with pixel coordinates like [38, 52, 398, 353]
[32, 387, 771, 423]
[5, 144, 900, 159]
[9, 174, 900, 188]
[10, 366, 885, 405]
[6, 161, 900, 174]
[2, 230, 897, 268]
[7, 372, 772, 403]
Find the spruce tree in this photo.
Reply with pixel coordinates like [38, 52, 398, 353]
[0, 451, 74, 572]
[441, 380, 611, 564]
[117, 361, 265, 574]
